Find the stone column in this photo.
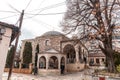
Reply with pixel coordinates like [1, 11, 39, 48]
[32, 44, 35, 64]
[58, 56, 61, 70]
[75, 45, 79, 63]
[64, 55, 67, 73]
[19, 62, 22, 69]
[46, 56, 49, 69]
[100, 58, 102, 66]
[94, 58, 96, 64]
[37, 55, 40, 69]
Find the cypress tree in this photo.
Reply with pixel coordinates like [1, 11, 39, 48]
[5, 46, 15, 68]
[23, 42, 32, 68]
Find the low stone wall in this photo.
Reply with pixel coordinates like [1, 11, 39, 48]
[4, 68, 32, 74]
[66, 63, 85, 72]
[38, 69, 60, 76]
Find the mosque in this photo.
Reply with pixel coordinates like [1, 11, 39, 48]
[20, 31, 88, 75]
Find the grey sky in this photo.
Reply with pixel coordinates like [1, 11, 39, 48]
[0, 0, 67, 45]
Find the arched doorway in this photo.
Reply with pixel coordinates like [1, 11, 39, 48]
[49, 56, 58, 69]
[39, 56, 46, 69]
[63, 44, 76, 64]
[61, 57, 65, 74]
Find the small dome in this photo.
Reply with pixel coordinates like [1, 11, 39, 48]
[42, 31, 64, 36]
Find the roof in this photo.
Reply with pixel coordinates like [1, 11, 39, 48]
[0, 21, 19, 43]
[0, 21, 17, 29]
[45, 49, 59, 53]
[88, 53, 105, 57]
[42, 31, 64, 37]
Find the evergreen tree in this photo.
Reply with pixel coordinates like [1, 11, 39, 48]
[23, 42, 32, 68]
[35, 44, 39, 67]
[5, 46, 15, 68]
[33, 44, 39, 74]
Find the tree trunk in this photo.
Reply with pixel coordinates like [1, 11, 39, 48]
[104, 46, 116, 73]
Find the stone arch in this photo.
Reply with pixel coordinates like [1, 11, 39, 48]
[49, 56, 58, 69]
[63, 44, 76, 64]
[39, 56, 46, 69]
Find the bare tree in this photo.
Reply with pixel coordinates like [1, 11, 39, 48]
[61, 0, 120, 72]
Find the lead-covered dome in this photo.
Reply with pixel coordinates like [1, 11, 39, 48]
[42, 31, 64, 36]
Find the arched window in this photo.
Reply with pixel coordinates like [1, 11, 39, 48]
[45, 40, 50, 46]
[39, 56, 46, 69]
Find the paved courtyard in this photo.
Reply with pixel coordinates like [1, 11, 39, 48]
[2, 72, 92, 80]
[2, 71, 120, 80]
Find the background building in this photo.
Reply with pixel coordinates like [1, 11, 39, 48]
[112, 26, 120, 52]
[0, 21, 19, 79]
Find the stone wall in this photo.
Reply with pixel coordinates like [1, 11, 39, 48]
[36, 36, 64, 52]
[66, 63, 85, 72]
[4, 68, 32, 74]
[38, 69, 60, 76]
[0, 27, 12, 79]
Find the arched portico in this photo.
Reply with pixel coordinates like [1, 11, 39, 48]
[48, 56, 58, 69]
[37, 53, 66, 75]
[39, 56, 46, 69]
[63, 44, 76, 63]
[62, 40, 87, 72]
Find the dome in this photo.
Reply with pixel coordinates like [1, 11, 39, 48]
[42, 31, 64, 37]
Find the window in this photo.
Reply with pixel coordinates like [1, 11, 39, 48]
[45, 40, 50, 46]
[89, 58, 94, 66]
[96, 58, 100, 64]
[102, 58, 104, 62]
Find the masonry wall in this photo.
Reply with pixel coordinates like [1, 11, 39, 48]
[0, 27, 12, 79]
[36, 35, 68, 52]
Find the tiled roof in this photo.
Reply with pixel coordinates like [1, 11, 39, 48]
[88, 53, 105, 57]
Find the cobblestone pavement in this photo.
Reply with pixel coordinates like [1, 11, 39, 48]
[2, 72, 92, 80]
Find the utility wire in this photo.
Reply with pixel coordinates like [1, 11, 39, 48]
[25, 16, 61, 31]
[28, 1, 65, 12]
[8, 4, 21, 13]
[25, 12, 65, 16]
[24, 2, 65, 19]
[15, 13, 22, 25]
[30, 18, 53, 30]
[2, 1, 65, 19]
[0, 14, 19, 20]
[0, 10, 18, 13]
[36, 0, 46, 10]
[24, 0, 33, 10]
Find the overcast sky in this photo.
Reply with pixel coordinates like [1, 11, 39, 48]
[0, 0, 67, 46]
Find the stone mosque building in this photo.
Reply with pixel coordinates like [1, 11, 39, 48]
[20, 31, 88, 75]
